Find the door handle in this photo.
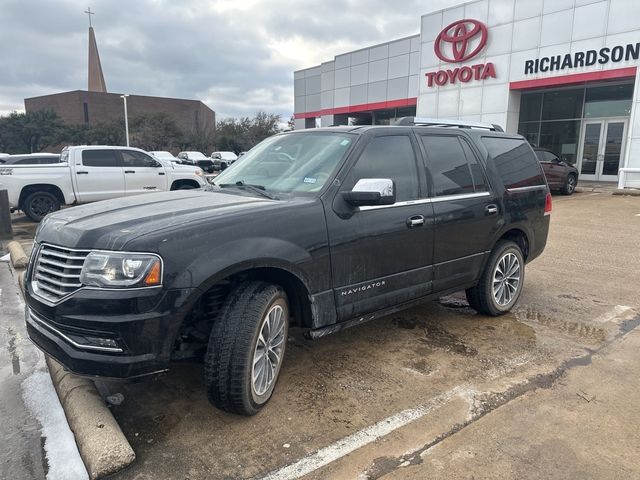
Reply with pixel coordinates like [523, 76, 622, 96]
[125, 170, 135, 174]
[486, 204, 499, 215]
[407, 215, 425, 228]
[76, 171, 88, 175]
[158, 172, 165, 175]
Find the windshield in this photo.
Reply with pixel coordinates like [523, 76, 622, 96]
[213, 132, 355, 195]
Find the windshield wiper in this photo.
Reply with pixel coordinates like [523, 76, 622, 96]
[217, 181, 278, 200]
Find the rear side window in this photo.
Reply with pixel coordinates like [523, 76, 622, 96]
[82, 150, 121, 167]
[421, 135, 487, 196]
[347, 135, 420, 202]
[121, 150, 157, 167]
[482, 137, 545, 189]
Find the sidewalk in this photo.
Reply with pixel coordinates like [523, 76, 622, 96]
[0, 260, 88, 479]
[386, 323, 640, 479]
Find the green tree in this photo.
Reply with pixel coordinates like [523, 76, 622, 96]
[0, 110, 64, 153]
[214, 111, 282, 153]
[129, 113, 183, 151]
[89, 118, 126, 146]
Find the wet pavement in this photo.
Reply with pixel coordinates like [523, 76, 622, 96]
[0, 260, 47, 479]
[2, 191, 639, 479]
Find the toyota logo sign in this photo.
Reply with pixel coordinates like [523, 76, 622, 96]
[434, 19, 488, 63]
[425, 18, 496, 88]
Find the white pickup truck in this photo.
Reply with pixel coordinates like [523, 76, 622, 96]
[0, 145, 207, 221]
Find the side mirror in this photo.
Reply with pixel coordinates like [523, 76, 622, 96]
[342, 178, 395, 207]
[151, 160, 162, 167]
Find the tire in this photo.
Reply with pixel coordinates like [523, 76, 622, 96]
[177, 184, 196, 190]
[561, 174, 577, 195]
[466, 240, 525, 316]
[23, 191, 60, 222]
[204, 281, 289, 415]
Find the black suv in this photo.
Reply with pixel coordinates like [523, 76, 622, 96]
[25, 119, 551, 415]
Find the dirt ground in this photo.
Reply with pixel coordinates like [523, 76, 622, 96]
[89, 191, 639, 480]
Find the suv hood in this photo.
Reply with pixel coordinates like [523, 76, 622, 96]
[37, 190, 275, 250]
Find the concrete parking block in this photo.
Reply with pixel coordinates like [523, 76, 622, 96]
[7, 240, 28, 268]
[46, 357, 136, 479]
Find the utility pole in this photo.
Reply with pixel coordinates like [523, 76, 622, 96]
[120, 94, 130, 146]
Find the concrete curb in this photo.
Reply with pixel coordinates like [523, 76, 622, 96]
[7, 240, 28, 268]
[612, 189, 640, 196]
[46, 356, 136, 479]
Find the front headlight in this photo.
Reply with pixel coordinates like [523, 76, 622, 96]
[195, 168, 204, 177]
[80, 251, 162, 288]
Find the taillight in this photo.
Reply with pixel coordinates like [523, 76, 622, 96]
[544, 192, 552, 216]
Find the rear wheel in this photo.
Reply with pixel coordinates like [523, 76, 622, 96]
[562, 174, 577, 195]
[204, 281, 289, 415]
[466, 240, 524, 316]
[23, 191, 60, 222]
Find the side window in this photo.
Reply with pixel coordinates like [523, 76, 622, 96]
[346, 135, 420, 203]
[460, 139, 488, 192]
[82, 150, 121, 167]
[481, 137, 545, 189]
[421, 135, 484, 196]
[121, 150, 157, 167]
[542, 151, 558, 162]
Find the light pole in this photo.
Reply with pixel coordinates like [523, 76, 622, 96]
[120, 94, 130, 146]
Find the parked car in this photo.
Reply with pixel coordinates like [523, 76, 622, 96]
[210, 151, 238, 171]
[0, 154, 60, 165]
[177, 151, 215, 173]
[149, 151, 180, 164]
[533, 148, 579, 195]
[24, 119, 550, 416]
[0, 146, 206, 222]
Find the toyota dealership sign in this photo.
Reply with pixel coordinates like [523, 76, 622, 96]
[425, 19, 496, 87]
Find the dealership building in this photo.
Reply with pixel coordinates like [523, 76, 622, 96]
[293, 0, 640, 187]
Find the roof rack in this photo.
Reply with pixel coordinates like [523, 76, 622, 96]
[394, 117, 504, 132]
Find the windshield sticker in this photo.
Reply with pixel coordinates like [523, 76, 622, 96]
[340, 139, 351, 146]
[303, 177, 317, 184]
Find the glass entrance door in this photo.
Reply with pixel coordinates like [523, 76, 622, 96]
[578, 119, 628, 182]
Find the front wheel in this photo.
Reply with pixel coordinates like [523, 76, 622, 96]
[204, 282, 289, 415]
[466, 240, 524, 316]
[23, 191, 60, 222]
[562, 174, 577, 195]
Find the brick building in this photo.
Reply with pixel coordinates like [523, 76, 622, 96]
[24, 90, 215, 137]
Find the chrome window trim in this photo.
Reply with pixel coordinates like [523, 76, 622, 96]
[358, 191, 491, 211]
[507, 185, 547, 193]
[359, 198, 432, 211]
[31, 243, 164, 306]
[27, 308, 123, 353]
[430, 191, 491, 203]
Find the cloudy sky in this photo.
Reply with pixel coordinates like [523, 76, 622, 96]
[1, 0, 466, 120]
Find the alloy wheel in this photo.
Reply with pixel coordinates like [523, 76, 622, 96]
[251, 304, 286, 397]
[492, 252, 521, 306]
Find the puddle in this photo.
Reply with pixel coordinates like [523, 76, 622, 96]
[516, 306, 608, 343]
[421, 322, 478, 357]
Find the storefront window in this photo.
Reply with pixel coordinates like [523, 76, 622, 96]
[519, 93, 542, 122]
[539, 121, 581, 164]
[518, 82, 634, 166]
[584, 84, 633, 118]
[541, 89, 584, 120]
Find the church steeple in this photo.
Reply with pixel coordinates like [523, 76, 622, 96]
[85, 8, 107, 92]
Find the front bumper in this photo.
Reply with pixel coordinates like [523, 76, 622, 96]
[24, 282, 196, 380]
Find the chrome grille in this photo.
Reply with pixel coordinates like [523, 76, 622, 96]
[33, 244, 89, 302]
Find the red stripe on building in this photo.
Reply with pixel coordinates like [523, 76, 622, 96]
[509, 67, 637, 90]
[294, 97, 418, 119]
